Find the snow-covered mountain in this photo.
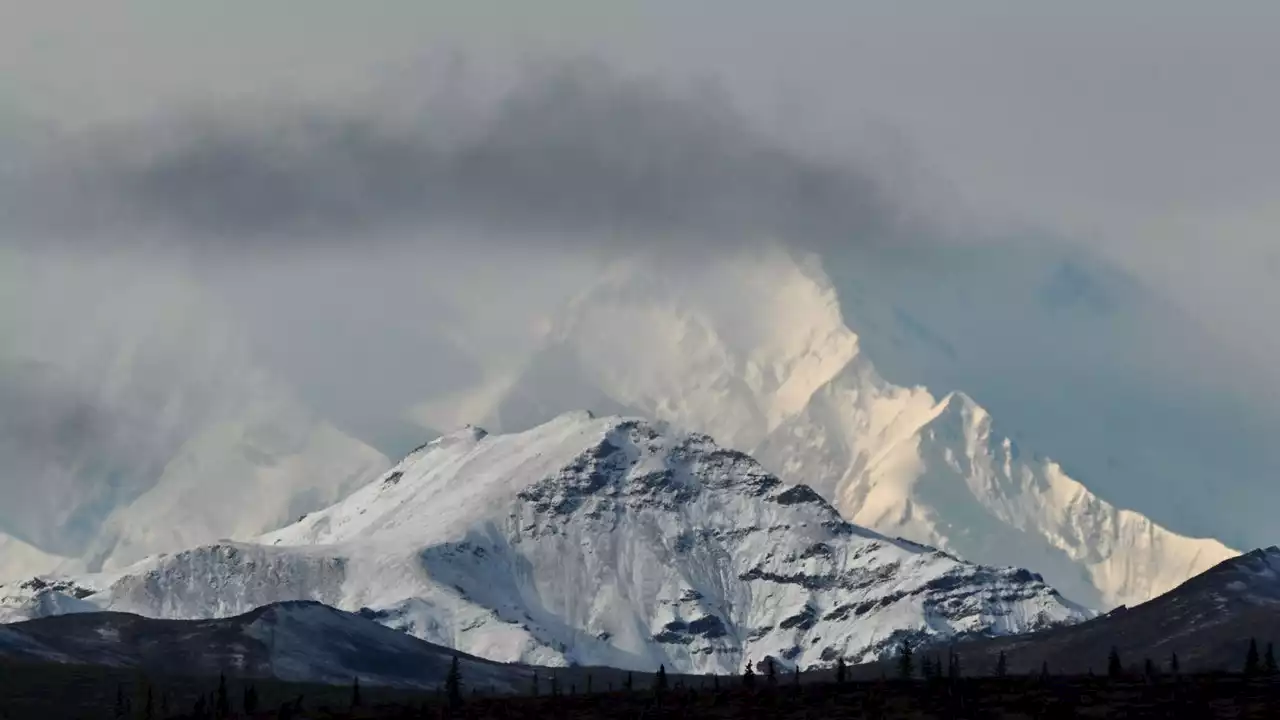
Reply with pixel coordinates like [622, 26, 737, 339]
[419, 247, 1236, 609]
[0, 413, 1088, 673]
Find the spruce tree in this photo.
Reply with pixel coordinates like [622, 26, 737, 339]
[586, 674, 593, 694]
[897, 641, 914, 680]
[742, 664, 756, 690]
[791, 665, 801, 693]
[836, 657, 848, 684]
[114, 684, 126, 719]
[624, 671, 634, 692]
[1040, 660, 1050, 680]
[1265, 642, 1277, 676]
[351, 676, 362, 708]
[1107, 647, 1123, 679]
[995, 651, 1007, 678]
[1244, 638, 1261, 676]
[215, 673, 229, 719]
[446, 655, 463, 707]
[144, 685, 153, 720]
[531, 670, 540, 697]
[1170, 652, 1180, 675]
[766, 658, 777, 686]
[655, 664, 668, 693]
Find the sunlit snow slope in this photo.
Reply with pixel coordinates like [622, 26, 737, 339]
[437, 248, 1236, 609]
[0, 413, 1087, 673]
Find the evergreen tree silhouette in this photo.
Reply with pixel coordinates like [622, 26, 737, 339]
[624, 671, 633, 692]
[1107, 647, 1123, 679]
[1170, 652, 1180, 675]
[1244, 638, 1261, 676]
[446, 655, 464, 707]
[655, 664, 669, 693]
[586, 673, 593, 694]
[351, 676, 362, 708]
[531, 670, 540, 697]
[114, 684, 126, 719]
[215, 673, 229, 719]
[713, 673, 721, 691]
[791, 665, 801, 693]
[243, 685, 258, 714]
[144, 685, 153, 720]
[742, 664, 756, 689]
[836, 657, 848, 684]
[947, 649, 961, 679]
[995, 651, 1007, 677]
[1265, 642, 1277, 675]
[766, 658, 778, 686]
[897, 641, 914, 680]
[1040, 660, 1050, 680]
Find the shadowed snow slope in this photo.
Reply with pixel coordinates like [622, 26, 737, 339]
[0, 414, 1086, 674]
[436, 248, 1235, 609]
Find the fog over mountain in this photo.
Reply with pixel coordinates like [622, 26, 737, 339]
[1, 4, 1277, 603]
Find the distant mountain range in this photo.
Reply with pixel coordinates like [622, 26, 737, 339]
[3, 544, 1275, 691]
[0, 413, 1088, 674]
[2, 240, 1266, 621]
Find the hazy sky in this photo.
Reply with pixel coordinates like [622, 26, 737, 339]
[3, 2, 1280, 557]
[3, 1, 1277, 371]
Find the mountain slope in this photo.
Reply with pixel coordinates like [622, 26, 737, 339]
[437, 248, 1236, 609]
[0, 414, 1087, 674]
[900, 547, 1280, 676]
[0, 600, 532, 690]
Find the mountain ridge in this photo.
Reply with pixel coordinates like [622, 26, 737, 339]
[434, 248, 1236, 609]
[0, 413, 1088, 674]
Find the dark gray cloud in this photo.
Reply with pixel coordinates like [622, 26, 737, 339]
[5, 61, 903, 257]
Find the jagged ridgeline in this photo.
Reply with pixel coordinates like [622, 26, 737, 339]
[1, 413, 1087, 673]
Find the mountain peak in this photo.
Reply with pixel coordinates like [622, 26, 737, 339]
[5, 414, 1088, 673]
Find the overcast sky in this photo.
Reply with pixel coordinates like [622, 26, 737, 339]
[2, 1, 1277, 373]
